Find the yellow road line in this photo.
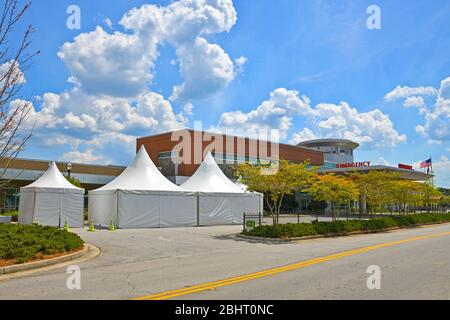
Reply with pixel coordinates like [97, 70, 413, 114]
[135, 231, 450, 300]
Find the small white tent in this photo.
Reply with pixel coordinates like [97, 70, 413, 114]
[181, 152, 263, 226]
[19, 162, 84, 227]
[88, 146, 197, 229]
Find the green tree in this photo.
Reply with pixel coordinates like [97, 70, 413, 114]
[236, 160, 314, 225]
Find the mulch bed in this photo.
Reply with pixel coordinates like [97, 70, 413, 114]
[0, 247, 84, 267]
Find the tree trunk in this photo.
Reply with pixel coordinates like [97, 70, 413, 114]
[276, 194, 284, 226]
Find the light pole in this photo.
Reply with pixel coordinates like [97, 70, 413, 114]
[67, 161, 72, 178]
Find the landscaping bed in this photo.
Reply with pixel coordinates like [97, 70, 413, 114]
[242, 213, 450, 239]
[0, 224, 84, 265]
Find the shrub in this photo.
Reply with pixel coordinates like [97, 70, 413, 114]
[0, 224, 84, 264]
[244, 213, 450, 238]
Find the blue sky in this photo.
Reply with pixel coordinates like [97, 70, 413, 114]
[11, 0, 450, 186]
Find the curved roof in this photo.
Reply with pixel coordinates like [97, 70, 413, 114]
[297, 139, 359, 150]
[94, 146, 184, 192]
[22, 162, 83, 191]
[181, 152, 245, 193]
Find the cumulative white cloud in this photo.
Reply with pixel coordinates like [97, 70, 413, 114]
[119, 0, 239, 101]
[217, 88, 406, 149]
[403, 96, 427, 114]
[314, 102, 406, 148]
[289, 128, 317, 145]
[385, 76, 450, 144]
[433, 156, 450, 187]
[120, 0, 237, 43]
[58, 26, 157, 97]
[61, 148, 106, 164]
[412, 77, 450, 143]
[183, 102, 194, 115]
[384, 85, 437, 101]
[415, 125, 426, 135]
[57, 0, 239, 101]
[23, 89, 187, 163]
[18, 0, 243, 163]
[171, 37, 235, 101]
[376, 157, 390, 166]
[104, 18, 113, 29]
[234, 56, 248, 75]
[218, 88, 313, 139]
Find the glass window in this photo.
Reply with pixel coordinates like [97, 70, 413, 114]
[247, 157, 259, 164]
[322, 162, 337, 169]
[158, 151, 178, 159]
[236, 155, 246, 163]
[212, 153, 238, 164]
[4, 188, 20, 211]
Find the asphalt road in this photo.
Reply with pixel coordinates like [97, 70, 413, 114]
[0, 223, 449, 300]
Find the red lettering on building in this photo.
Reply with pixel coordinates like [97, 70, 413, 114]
[336, 161, 371, 169]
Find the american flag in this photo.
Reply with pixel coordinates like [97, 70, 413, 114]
[420, 158, 432, 168]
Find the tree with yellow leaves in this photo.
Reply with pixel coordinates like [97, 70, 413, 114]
[351, 171, 401, 215]
[236, 160, 315, 225]
[418, 180, 443, 213]
[388, 179, 422, 214]
[304, 173, 359, 221]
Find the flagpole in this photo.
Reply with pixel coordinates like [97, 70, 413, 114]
[427, 156, 433, 176]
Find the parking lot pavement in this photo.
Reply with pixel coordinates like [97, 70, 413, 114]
[73, 225, 245, 265]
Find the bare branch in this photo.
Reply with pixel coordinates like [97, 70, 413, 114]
[0, 0, 36, 184]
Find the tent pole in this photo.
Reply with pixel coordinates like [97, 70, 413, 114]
[116, 190, 119, 229]
[32, 191, 37, 224]
[196, 193, 200, 227]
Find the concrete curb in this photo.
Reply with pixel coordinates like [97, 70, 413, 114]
[236, 221, 450, 243]
[0, 244, 90, 275]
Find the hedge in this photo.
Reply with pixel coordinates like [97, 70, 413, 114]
[243, 213, 450, 239]
[0, 224, 84, 264]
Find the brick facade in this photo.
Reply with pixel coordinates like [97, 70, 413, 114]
[137, 129, 324, 177]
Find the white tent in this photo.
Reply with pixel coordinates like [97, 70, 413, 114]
[181, 153, 263, 226]
[235, 180, 249, 192]
[88, 146, 197, 229]
[19, 162, 84, 227]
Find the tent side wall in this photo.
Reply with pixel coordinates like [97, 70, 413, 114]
[33, 192, 61, 227]
[230, 193, 263, 224]
[159, 194, 197, 228]
[198, 193, 263, 226]
[18, 190, 35, 225]
[117, 191, 197, 229]
[88, 190, 262, 229]
[117, 191, 160, 229]
[60, 193, 84, 228]
[88, 191, 118, 228]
